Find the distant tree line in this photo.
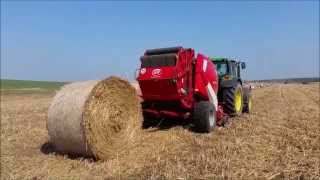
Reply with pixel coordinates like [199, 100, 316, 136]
[246, 77, 320, 83]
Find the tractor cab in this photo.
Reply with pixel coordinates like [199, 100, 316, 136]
[210, 57, 246, 87]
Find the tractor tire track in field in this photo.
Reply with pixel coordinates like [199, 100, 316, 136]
[1, 84, 319, 179]
[263, 84, 320, 178]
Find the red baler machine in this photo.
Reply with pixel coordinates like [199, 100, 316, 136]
[136, 47, 226, 132]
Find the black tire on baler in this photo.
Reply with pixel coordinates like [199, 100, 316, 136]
[222, 83, 243, 116]
[193, 101, 216, 133]
[142, 114, 159, 129]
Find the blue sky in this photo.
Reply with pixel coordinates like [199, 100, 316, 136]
[1, 1, 319, 81]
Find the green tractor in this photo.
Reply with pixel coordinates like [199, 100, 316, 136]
[210, 57, 252, 116]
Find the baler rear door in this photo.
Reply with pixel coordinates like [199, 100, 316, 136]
[139, 78, 179, 100]
[137, 53, 180, 100]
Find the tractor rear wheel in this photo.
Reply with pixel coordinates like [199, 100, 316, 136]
[242, 87, 252, 113]
[222, 83, 243, 116]
[193, 101, 216, 133]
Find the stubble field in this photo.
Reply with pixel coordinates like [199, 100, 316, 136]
[1, 83, 319, 179]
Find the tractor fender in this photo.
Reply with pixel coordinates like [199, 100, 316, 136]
[220, 79, 242, 88]
[242, 85, 252, 104]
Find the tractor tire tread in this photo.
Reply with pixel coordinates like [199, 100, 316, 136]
[222, 84, 243, 116]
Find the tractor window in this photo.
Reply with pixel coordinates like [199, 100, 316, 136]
[214, 63, 228, 76]
[230, 62, 237, 77]
[141, 54, 177, 68]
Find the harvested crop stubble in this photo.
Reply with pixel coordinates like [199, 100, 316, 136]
[47, 76, 142, 160]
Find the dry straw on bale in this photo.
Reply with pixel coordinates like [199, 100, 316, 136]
[47, 76, 142, 160]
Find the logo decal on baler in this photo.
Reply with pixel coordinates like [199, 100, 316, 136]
[151, 68, 162, 78]
[140, 68, 146, 74]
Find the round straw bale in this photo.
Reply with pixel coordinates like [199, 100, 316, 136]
[131, 82, 143, 102]
[131, 82, 141, 95]
[47, 80, 98, 156]
[47, 76, 142, 159]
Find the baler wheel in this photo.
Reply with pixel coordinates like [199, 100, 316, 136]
[223, 83, 243, 116]
[142, 114, 160, 129]
[193, 101, 216, 133]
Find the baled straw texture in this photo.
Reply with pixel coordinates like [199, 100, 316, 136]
[47, 80, 98, 156]
[47, 76, 142, 159]
[83, 77, 142, 159]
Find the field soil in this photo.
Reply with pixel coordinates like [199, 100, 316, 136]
[1, 83, 319, 179]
